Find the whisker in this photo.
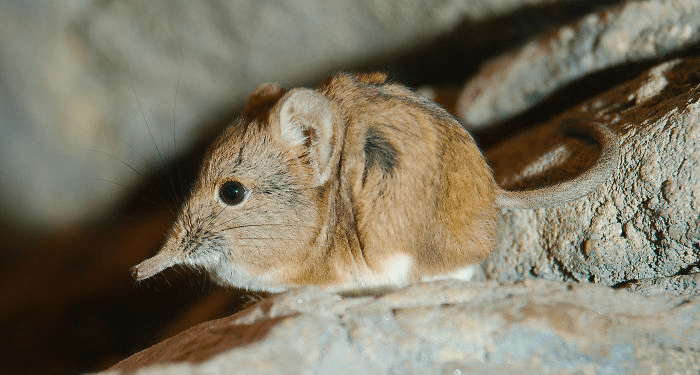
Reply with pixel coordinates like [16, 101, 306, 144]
[81, 147, 178, 213]
[216, 226, 317, 234]
[216, 222, 318, 231]
[207, 205, 228, 228]
[130, 80, 164, 163]
[202, 269, 209, 294]
[172, 52, 184, 156]
[81, 177, 176, 215]
[221, 243, 302, 248]
[230, 237, 306, 241]
[208, 214, 256, 231]
[84, 147, 146, 178]
[163, 165, 184, 207]
[169, 53, 195, 217]
[170, 265, 183, 276]
[181, 202, 193, 231]
[129, 79, 189, 210]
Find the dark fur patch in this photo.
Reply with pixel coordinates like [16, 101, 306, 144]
[231, 147, 244, 174]
[363, 127, 398, 185]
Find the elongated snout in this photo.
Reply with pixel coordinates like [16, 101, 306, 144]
[131, 250, 177, 281]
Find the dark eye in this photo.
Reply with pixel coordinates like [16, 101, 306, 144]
[219, 181, 247, 205]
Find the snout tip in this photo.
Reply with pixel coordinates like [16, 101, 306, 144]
[130, 263, 156, 281]
[131, 251, 175, 281]
[130, 264, 149, 281]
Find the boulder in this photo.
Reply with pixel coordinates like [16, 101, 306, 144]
[480, 57, 700, 286]
[456, 0, 700, 129]
[104, 280, 700, 374]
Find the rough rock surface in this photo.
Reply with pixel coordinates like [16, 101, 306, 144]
[619, 270, 700, 296]
[478, 57, 700, 286]
[0, 0, 556, 229]
[457, 0, 700, 128]
[103, 280, 700, 374]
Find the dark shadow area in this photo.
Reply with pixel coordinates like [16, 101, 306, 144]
[472, 59, 657, 149]
[472, 43, 700, 150]
[357, 0, 623, 86]
[0, 105, 252, 374]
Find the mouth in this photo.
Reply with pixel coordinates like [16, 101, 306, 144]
[131, 251, 177, 281]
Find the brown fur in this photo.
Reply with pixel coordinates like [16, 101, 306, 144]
[131, 72, 617, 292]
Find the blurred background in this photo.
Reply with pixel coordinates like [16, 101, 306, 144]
[0, 0, 685, 373]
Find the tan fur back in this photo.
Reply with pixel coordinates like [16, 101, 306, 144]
[314, 73, 498, 285]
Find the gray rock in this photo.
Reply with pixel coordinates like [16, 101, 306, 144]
[102, 280, 700, 374]
[457, 0, 700, 128]
[619, 272, 700, 296]
[481, 57, 700, 286]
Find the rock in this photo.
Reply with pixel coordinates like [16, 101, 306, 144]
[480, 57, 700, 286]
[456, 0, 700, 129]
[0, 0, 557, 229]
[619, 272, 700, 296]
[102, 280, 700, 374]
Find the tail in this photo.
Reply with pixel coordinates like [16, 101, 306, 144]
[496, 119, 619, 209]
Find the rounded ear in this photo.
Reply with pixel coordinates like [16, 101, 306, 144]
[278, 88, 340, 185]
[244, 82, 286, 117]
[353, 72, 388, 84]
